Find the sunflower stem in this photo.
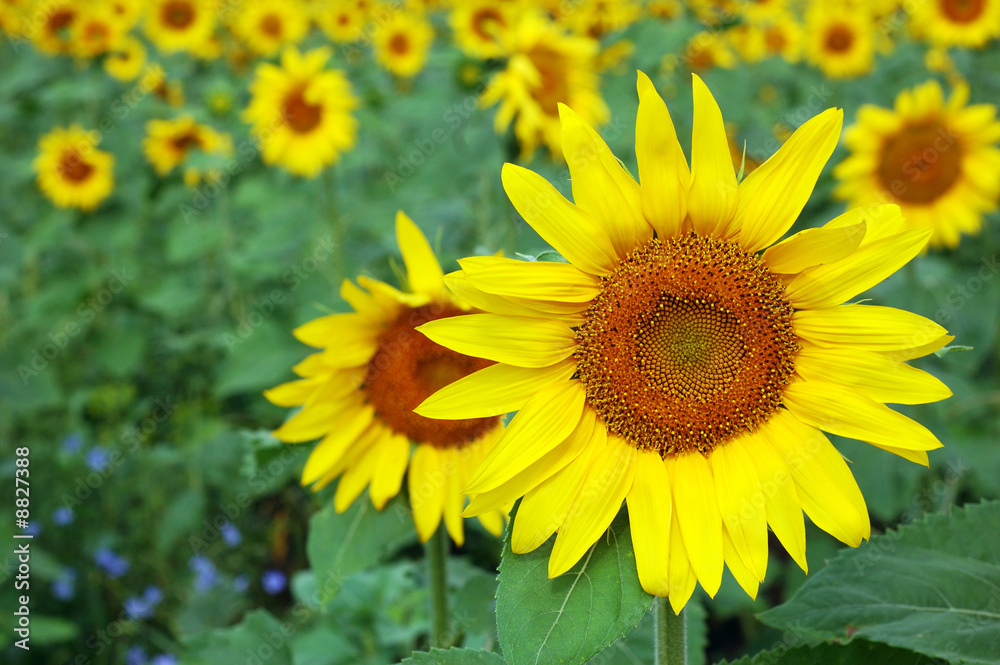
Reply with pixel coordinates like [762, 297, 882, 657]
[653, 597, 686, 665]
[426, 525, 450, 648]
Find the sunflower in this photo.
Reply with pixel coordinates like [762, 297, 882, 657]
[314, 0, 367, 43]
[31, 0, 79, 55]
[683, 30, 738, 71]
[449, 0, 513, 59]
[104, 34, 147, 81]
[553, 0, 642, 39]
[70, 5, 126, 58]
[34, 125, 114, 212]
[834, 79, 1000, 249]
[372, 10, 434, 79]
[416, 72, 952, 611]
[231, 0, 309, 57]
[911, 0, 1000, 48]
[265, 212, 507, 545]
[480, 13, 608, 160]
[144, 0, 216, 54]
[143, 115, 233, 176]
[804, 1, 875, 79]
[243, 46, 358, 177]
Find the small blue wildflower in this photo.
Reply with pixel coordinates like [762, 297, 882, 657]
[261, 569, 287, 595]
[86, 446, 110, 471]
[51, 568, 76, 600]
[63, 433, 84, 453]
[53, 506, 74, 525]
[220, 522, 241, 547]
[95, 547, 129, 578]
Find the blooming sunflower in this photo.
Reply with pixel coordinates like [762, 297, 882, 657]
[449, 0, 513, 59]
[480, 13, 608, 160]
[70, 5, 127, 58]
[804, 1, 875, 79]
[243, 46, 358, 178]
[416, 73, 952, 611]
[231, 0, 309, 57]
[834, 79, 1000, 249]
[911, 0, 1000, 48]
[265, 212, 507, 545]
[372, 10, 434, 79]
[34, 124, 114, 212]
[31, 0, 79, 55]
[143, 115, 233, 176]
[104, 35, 147, 81]
[144, 0, 216, 54]
[314, 0, 367, 44]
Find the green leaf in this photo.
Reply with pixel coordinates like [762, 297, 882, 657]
[720, 639, 938, 665]
[401, 648, 506, 664]
[181, 609, 293, 665]
[759, 500, 1000, 665]
[934, 344, 974, 358]
[27, 616, 78, 645]
[156, 487, 207, 554]
[306, 493, 417, 604]
[496, 506, 652, 665]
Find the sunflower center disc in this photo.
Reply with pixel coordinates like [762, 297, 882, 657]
[162, 1, 195, 29]
[942, 0, 985, 23]
[283, 87, 323, 134]
[824, 23, 855, 53]
[878, 122, 963, 203]
[575, 232, 797, 457]
[58, 149, 94, 183]
[365, 304, 499, 448]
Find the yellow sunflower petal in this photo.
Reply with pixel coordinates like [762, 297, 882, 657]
[762, 221, 866, 274]
[793, 305, 949, 351]
[395, 210, 445, 298]
[748, 425, 807, 572]
[763, 411, 870, 547]
[795, 346, 952, 405]
[459, 255, 602, 303]
[444, 271, 560, 318]
[512, 426, 604, 554]
[416, 359, 577, 419]
[417, 313, 576, 368]
[409, 444, 445, 542]
[340, 278, 388, 320]
[478, 510, 505, 537]
[823, 204, 904, 246]
[501, 163, 619, 275]
[723, 528, 759, 600]
[688, 74, 739, 238]
[783, 229, 931, 309]
[334, 442, 379, 512]
[299, 403, 376, 483]
[465, 381, 587, 494]
[886, 334, 954, 362]
[274, 394, 368, 443]
[441, 448, 466, 546]
[264, 376, 324, 407]
[293, 312, 375, 349]
[868, 443, 929, 466]
[636, 70, 689, 239]
[672, 450, 724, 596]
[559, 103, 650, 257]
[666, 494, 698, 613]
[783, 381, 944, 452]
[736, 108, 843, 253]
[711, 439, 768, 581]
[548, 437, 637, 577]
[627, 450, 672, 597]
[369, 432, 410, 510]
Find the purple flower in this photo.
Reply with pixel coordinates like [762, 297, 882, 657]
[143, 585, 164, 605]
[95, 547, 129, 578]
[125, 646, 148, 665]
[188, 555, 218, 592]
[51, 568, 76, 600]
[86, 446, 110, 471]
[63, 433, 84, 453]
[150, 654, 177, 665]
[124, 596, 155, 620]
[53, 506, 74, 525]
[261, 569, 287, 595]
[220, 522, 241, 547]
[233, 574, 249, 594]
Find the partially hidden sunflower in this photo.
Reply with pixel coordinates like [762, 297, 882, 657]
[804, 0, 875, 79]
[834, 79, 1000, 249]
[243, 46, 358, 177]
[416, 72, 953, 612]
[265, 212, 507, 545]
[34, 124, 114, 212]
[372, 10, 435, 79]
[143, 115, 233, 176]
[230, 0, 309, 57]
[911, 0, 1000, 48]
[144, 0, 216, 55]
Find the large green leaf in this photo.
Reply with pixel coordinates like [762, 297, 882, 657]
[401, 648, 506, 664]
[721, 639, 940, 665]
[759, 500, 1000, 665]
[496, 506, 652, 665]
[306, 493, 417, 604]
[181, 610, 293, 665]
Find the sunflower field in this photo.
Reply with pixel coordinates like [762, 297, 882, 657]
[2, 0, 1000, 664]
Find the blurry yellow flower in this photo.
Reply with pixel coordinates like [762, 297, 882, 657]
[373, 10, 434, 78]
[911, 0, 1000, 48]
[804, 1, 875, 79]
[243, 46, 358, 177]
[232, 0, 309, 57]
[314, 0, 367, 43]
[144, 0, 216, 54]
[71, 5, 126, 58]
[105, 0, 142, 30]
[265, 212, 507, 545]
[683, 30, 738, 71]
[142, 63, 185, 106]
[31, 0, 79, 55]
[34, 125, 114, 212]
[480, 13, 608, 160]
[104, 35, 147, 81]
[595, 39, 635, 73]
[554, 0, 642, 38]
[449, 0, 512, 59]
[835, 79, 1000, 248]
[143, 115, 232, 176]
[646, 0, 683, 20]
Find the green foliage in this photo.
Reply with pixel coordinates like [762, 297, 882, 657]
[760, 501, 1000, 665]
[401, 648, 507, 665]
[721, 639, 941, 665]
[496, 507, 652, 665]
